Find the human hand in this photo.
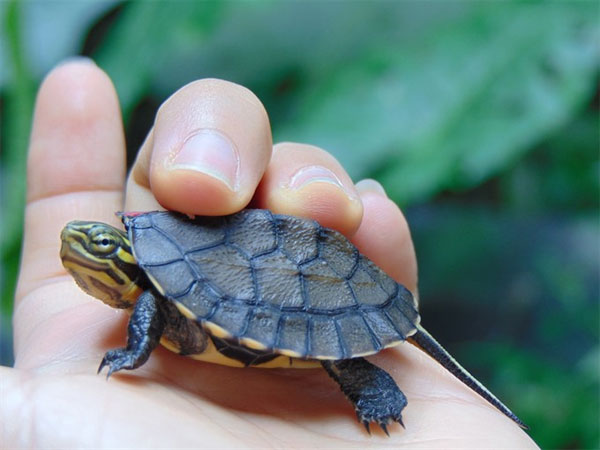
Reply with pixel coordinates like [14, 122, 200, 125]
[2, 60, 537, 448]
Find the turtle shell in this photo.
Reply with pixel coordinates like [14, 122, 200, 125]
[123, 210, 420, 360]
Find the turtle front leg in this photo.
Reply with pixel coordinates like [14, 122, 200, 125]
[98, 290, 165, 378]
[321, 358, 407, 434]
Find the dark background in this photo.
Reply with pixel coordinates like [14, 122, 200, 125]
[1, 2, 598, 448]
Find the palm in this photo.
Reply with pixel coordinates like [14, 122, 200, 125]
[11, 288, 522, 447]
[3, 61, 536, 448]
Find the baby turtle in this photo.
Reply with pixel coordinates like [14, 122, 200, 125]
[60, 209, 526, 433]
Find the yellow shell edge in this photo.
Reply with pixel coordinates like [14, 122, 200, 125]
[275, 348, 303, 358]
[174, 302, 198, 320]
[203, 321, 233, 339]
[160, 336, 319, 368]
[146, 272, 166, 296]
[238, 336, 268, 351]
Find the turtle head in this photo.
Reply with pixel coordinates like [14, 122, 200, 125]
[60, 221, 144, 309]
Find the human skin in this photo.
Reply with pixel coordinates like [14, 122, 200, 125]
[1, 60, 538, 448]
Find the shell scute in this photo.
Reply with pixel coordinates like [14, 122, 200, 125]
[319, 228, 359, 278]
[278, 216, 319, 265]
[208, 300, 251, 337]
[384, 303, 416, 340]
[242, 306, 278, 349]
[227, 209, 278, 257]
[175, 282, 217, 319]
[276, 315, 308, 356]
[132, 226, 181, 264]
[310, 318, 343, 359]
[187, 246, 256, 301]
[253, 252, 304, 309]
[361, 257, 397, 297]
[301, 259, 356, 310]
[142, 260, 194, 297]
[348, 266, 389, 305]
[336, 314, 379, 357]
[363, 310, 402, 348]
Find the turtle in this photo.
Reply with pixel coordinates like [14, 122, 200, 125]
[59, 209, 526, 433]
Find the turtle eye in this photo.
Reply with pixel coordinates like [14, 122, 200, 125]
[90, 231, 118, 254]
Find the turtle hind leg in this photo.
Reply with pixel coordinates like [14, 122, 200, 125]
[321, 358, 407, 434]
[98, 290, 165, 378]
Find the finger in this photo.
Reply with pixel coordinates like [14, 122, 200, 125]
[126, 79, 272, 215]
[254, 142, 363, 236]
[352, 179, 418, 294]
[16, 59, 126, 305]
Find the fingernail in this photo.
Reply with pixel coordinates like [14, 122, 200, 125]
[166, 129, 240, 191]
[287, 165, 358, 200]
[355, 178, 387, 196]
[56, 56, 97, 67]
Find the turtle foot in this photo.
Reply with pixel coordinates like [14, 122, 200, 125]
[97, 290, 165, 379]
[321, 358, 407, 435]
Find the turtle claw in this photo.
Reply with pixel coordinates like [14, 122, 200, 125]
[379, 422, 390, 436]
[97, 348, 139, 378]
[354, 398, 407, 435]
[396, 415, 405, 429]
[358, 411, 404, 436]
[97, 358, 109, 376]
[98, 357, 119, 379]
[361, 420, 371, 435]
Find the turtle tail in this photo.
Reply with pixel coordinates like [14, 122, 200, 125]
[408, 325, 528, 429]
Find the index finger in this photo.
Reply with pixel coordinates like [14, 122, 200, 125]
[16, 59, 126, 304]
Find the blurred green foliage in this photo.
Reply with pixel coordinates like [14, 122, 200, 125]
[1, 2, 598, 448]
